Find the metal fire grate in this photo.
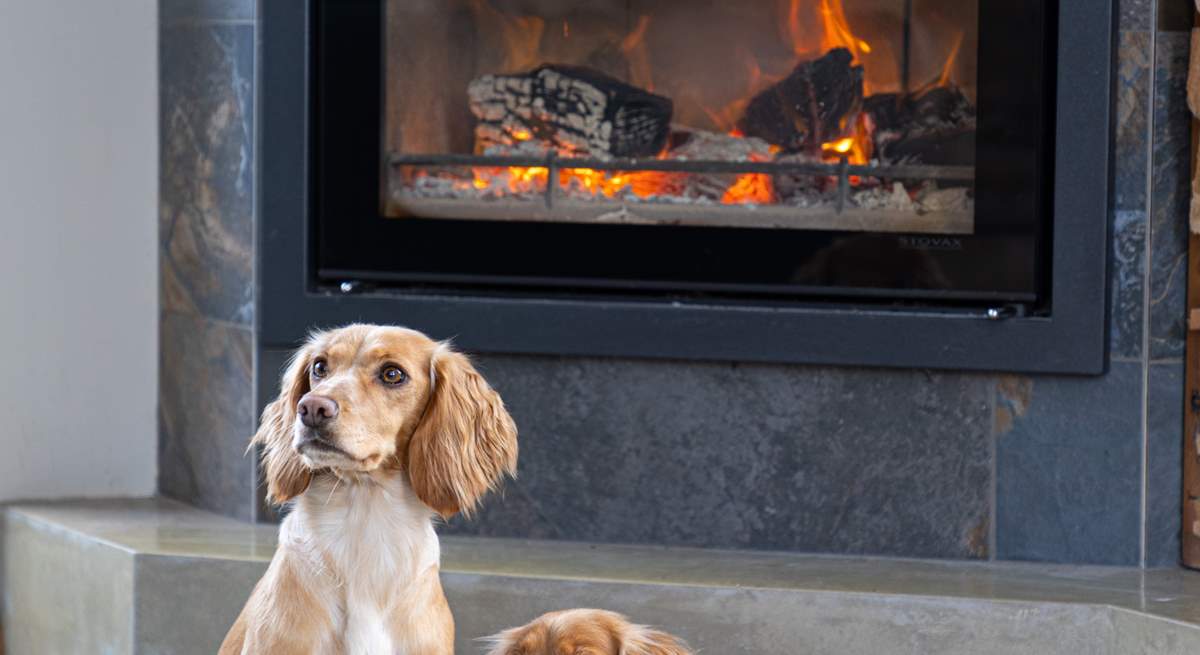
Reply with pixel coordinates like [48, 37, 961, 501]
[388, 152, 974, 213]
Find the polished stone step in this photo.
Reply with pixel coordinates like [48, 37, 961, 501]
[3, 498, 1200, 654]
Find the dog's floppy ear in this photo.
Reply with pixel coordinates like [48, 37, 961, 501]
[251, 337, 318, 504]
[620, 627, 692, 655]
[481, 623, 544, 655]
[406, 343, 518, 518]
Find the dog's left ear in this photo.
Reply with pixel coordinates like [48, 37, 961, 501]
[406, 343, 518, 518]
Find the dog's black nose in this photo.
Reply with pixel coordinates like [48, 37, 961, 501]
[298, 395, 339, 428]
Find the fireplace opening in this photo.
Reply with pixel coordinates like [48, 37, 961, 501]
[309, 0, 1052, 308]
[386, 0, 978, 235]
[262, 0, 1110, 372]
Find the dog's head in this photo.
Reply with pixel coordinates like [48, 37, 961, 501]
[485, 609, 691, 655]
[252, 324, 517, 517]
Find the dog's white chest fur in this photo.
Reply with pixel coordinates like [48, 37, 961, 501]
[282, 474, 440, 655]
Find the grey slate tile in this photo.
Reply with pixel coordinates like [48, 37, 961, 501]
[995, 362, 1143, 565]
[1147, 361, 1184, 567]
[444, 356, 994, 560]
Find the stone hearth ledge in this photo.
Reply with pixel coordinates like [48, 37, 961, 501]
[3, 498, 1200, 654]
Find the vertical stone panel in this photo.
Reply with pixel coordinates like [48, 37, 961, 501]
[1149, 31, 1191, 361]
[159, 17, 257, 519]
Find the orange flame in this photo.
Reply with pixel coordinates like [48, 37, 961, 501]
[468, 0, 544, 72]
[787, 0, 870, 60]
[825, 138, 853, 154]
[620, 15, 655, 91]
[817, 0, 871, 60]
[704, 49, 779, 132]
[938, 32, 965, 87]
[785, 0, 873, 94]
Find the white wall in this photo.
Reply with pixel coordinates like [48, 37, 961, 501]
[0, 1, 157, 499]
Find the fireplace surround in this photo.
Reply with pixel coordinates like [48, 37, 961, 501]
[261, 0, 1112, 373]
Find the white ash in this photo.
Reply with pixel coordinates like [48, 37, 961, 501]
[669, 128, 773, 161]
[664, 128, 774, 201]
[854, 182, 916, 211]
[915, 185, 971, 213]
[482, 140, 553, 158]
[772, 151, 830, 200]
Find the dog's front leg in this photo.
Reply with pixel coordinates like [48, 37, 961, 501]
[220, 550, 340, 655]
[386, 566, 456, 655]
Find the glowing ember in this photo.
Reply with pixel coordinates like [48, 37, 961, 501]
[816, 110, 874, 166]
[463, 163, 682, 201]
[722, 173, 774, 205]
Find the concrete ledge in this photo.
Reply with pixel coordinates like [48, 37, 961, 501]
[4, 499, 1200, 654]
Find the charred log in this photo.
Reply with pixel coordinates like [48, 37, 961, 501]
[876, 128, 975, 167]
[467, 64, 673, 158]
[737, 48, 863, 154]
[864, 85, 976, 165]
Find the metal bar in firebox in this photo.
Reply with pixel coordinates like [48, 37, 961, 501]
[836, 156, 849, 213]
[901, 0, 913, 94]
[388, 153, 975, 183]
[544, 151, 557, 210]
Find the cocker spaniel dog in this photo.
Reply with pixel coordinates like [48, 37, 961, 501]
[220, 324, 516, 654]
[485, 609, 692, 655]
[221, 324, 689, 655]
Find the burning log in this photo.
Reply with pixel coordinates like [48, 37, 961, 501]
[736, 48, 864, 154]
[467, 64, 673, 158]
[863, 86, 976, 166]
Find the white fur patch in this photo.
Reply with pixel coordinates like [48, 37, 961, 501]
[279, 472, 440, 654]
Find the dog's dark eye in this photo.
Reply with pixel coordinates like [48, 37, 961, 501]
[311, 359, 328, 379]
[380, 365, 407, 385]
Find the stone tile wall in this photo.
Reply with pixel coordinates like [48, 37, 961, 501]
[159, 0, 1192, 565]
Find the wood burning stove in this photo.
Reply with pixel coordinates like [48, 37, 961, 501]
[260, 0, 1113, 373]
